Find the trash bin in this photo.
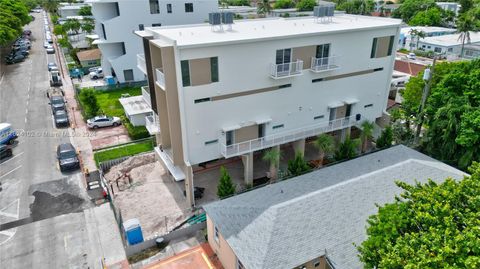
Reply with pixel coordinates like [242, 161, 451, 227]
[155, 237, 164, 248]
[105, 76, 115, 85]
[123, 218, 144, 245]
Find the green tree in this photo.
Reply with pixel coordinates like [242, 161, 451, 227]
[42, 0, 59, 13]
[274, 0, 295, 9]
[313, 134, 334, 167]
[376, 126, 393, 149]
[0, 0, 32, 46]
[358, 163, 480, 269]
[217, 166, 235, 198]
[263, 148, 281, 182]
[392, 0, 436, 23]
[408, 8, 443, 26]
[296, 0, 316, 11]
[63, 18, 82, 35]
[79, 88, 100, 119]
[408, 29, 426, 51]
[57, 37, 71, 48]
[81, 17, 95, 34]
[257, 0, 271, 16]
[287, 151, 311, 176]
[335, 135, 360, 161]
[53, 24, 65, 36]
[78, 5, 92, 16]
[360, 121, 374, 153]
[337, 0, 375, 15]
[457, 13, 479, 58]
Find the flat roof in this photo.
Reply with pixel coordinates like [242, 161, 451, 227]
[204, 145, 467, 269]
[118, 96, 152, 115]
[421, 32, 480, 47]
[145, 15, 401, 48]
[400, 26, 456, 35]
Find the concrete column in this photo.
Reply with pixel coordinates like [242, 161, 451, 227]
[183, 165, 195, 208]
[241, 152, 253, 186]
[340, 127, 351, 142]
[293, 138, 306, 157]
[273, 145, 280, 168]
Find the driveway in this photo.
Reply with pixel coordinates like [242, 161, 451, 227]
[143, 243, 222, 269]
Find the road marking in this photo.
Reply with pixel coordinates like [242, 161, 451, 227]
[0, 199, 19, 246]
[0, 151, 24, 166]
[64, 235, 68, 250]
[0, 165, 22, 179]
[24, 117, 27, 124]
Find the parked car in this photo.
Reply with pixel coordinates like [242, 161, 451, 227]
[0, 145, 13, 160]
[0, 123, 17, 145]
[49, 96, 66, 114]
[407, 53, 416, 60]
[43, 41, 49, 48]
[56, 143, 80, 172]
[86, 115, 121, 129]
[48, 62, 58, 71]
[5, 54, 25, 64]
[46, 45, 55, 54]
[12, 43, 30, 51]
[89, 68, 104, 79]
[88, 66, 101, 72]
[23, 30, 32, 35]
[54, 109, 69, 128]
[10, 49, 29, 57]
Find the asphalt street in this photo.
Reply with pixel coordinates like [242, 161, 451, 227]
[0, 12, 109, 269]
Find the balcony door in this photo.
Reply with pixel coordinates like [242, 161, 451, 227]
[276, 48, 292, 75]
[316, 44, 330, 66]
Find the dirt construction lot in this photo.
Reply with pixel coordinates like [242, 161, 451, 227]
[104, 153, 190, 239]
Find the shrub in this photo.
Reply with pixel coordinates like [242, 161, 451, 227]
[121, 116, 150, 140]
[335, 135, 360, 161]
[217, 166, 235, 198]
[79, 88, 100, 119]
[296, 0, 316, 11]
[274, 0, 295, 9]
[287, 151, 311, 176]
[376, 126, 394, 149]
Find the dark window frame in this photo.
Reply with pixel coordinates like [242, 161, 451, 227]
[185, 3, 193, 12]
[181, 60, 190, 87]
[167, 3, 172, 13]
[149, 0, 160, 14]
[210, 57, 218, 82]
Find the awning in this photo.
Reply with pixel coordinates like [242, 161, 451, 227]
[222, 124, 241, 132]
[155, 147, 185, 181]
[255, 118, 272, 125]
[328, 101, 344, 108]
[344, 98, 359, 105]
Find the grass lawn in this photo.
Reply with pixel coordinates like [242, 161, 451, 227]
[94, 139, 154, 166]
[93, 87, 142, 117]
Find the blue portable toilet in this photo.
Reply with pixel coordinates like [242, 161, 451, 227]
[105, 76, 115, 85]
[123, 218, 144, 245]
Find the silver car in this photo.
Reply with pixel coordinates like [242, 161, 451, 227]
[87, 116, 121, 129]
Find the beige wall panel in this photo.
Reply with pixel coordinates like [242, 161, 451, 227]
[207, 216, 237, 269]
[235, 124, 259, 143]
[292, 45, 316, 69]
[190, 57, 211, 86]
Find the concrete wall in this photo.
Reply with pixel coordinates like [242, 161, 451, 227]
[127, 113, 148, 126]
[91, 0, 218, 82]
[207, 216, 237, 269]
[169, 25, 399, 165]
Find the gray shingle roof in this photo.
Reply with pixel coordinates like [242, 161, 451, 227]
[203, 145, 467, 269]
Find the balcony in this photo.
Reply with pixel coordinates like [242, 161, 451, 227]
[310, 56, 340, 73]
[270, 60, 303, 79]
[141, 86, 151, 108]
[155, 68, 165, 90]
[145, 113, 160, 135]
[220, 116, 355, 158]
[137, 54, 147, 75]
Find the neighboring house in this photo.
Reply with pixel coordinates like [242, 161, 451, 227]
[118, 94, 153, 126]
[87, 0, 218, 83]
[58, 3, 90, 18]
[203, 145, 467, 269]
[417, 32, 480, 56]
[76, 48, 101, 68]
[436, 2, 461, 16]
[398, 26, 457, 50]
[135, 14, 401, 206]
[462, 44, 480, 59]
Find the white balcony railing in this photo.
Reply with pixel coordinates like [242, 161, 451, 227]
[145, 113, 160, 135]
[270, 60, 303, 79]
[155, 68, 165, 89]
[220, 116, 355, 158]
[141, 86, 151, 108]
[137, 54, 147, 74]
[310, 56, 340, 73]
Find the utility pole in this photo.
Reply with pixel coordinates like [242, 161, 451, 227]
[415, 57, 437, 144]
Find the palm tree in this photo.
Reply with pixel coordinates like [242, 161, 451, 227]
[408, 29, 426, 52]
[457, 13, 476, 58]
[335, 135, 360, 161]
[262, 148, 281, 182]
[313, 134, 334, 167]
[360, 121, 374, 153]
[257, 0, 271, 17]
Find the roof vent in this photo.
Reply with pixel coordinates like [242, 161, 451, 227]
[314, 1, 336, 23]
[209, 12, 234, 32]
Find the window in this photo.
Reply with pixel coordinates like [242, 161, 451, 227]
[314, 115, 324, 120]
[346, 104, 352, 117]
[149, 0, 159, 14]
[194, 98, 211, 104]
[121, 42, 126, 55]
[329, 108, 336, 121]
[373, 67, 384, 72]
[210, 57, 218, 82]
[152, 23, 162, 27]
[180, 60, 190, 87]
[205, 139, 218, 145]
[316, 44, 330, 59]
[371, 35, 395, 58]
[167, 3, 172, 13]
[313, 259, 321, 267]
[123, 69, 134, 81]
[278, 84, 291, 89]
[214, 225, 219, 243]
[101, 23, 107, 39]
[434, 47, 442, 53]
[185, 3, 193, 12]
[226, 131, 234, 146]
[272, 124, 284, 129]
[276, 48, 291, 64]
[138, 24, 144, 30]
[312, 78, 324, 83]
[258, 124, 265, 138]
[447, 47, 453, 52]
[364, 104, 373, 108]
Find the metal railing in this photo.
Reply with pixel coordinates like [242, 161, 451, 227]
[310, 56, 340, 73]
[141, 86, 151, 108]
[155, 68, 166, 89]
[145, 113, 160, 135]
[220, 116, 354, 158]
[270, 60, 303, 79]
[137, 54, 147, 74]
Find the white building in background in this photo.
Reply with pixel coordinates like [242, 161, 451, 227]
[436, 2, 461, 16]
[398, 26, 457, 50]
[58, 3, 90, 18]
[87, 0, 218, 83]
[136, 13, 401, 206]
[417, 32, 480, 57]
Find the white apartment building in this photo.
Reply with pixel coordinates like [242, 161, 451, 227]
[417, 32, 480, 56]
[87, 0, 218, 83]
[136, 14, 401, 206]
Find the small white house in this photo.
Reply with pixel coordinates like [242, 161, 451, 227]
[118, 95, 152, 126]
[417, 32, 480, 56]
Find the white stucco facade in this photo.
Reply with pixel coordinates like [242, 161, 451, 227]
[88, 0, 218, 83]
